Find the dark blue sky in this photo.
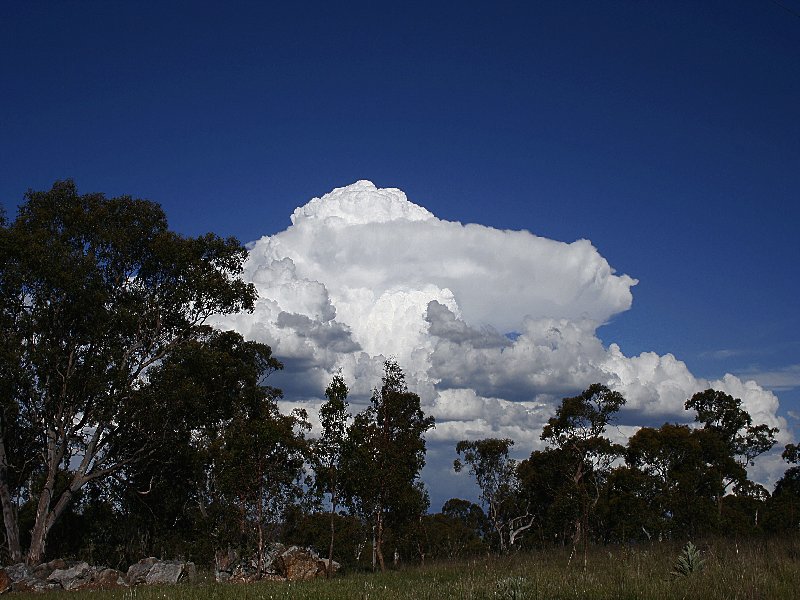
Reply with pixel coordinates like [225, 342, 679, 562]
[2, 1, 799, 414]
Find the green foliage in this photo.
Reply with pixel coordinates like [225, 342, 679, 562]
[625, 424, 718, 537]
[0, 180, 258, 563]
[313, 371, 351, 573]
[783, 443, 800, 464]
[454, 438, 532, 551]
[764, 467, 800, 533]
[537, 384, 626, 551]
[686, 389, 778, 468]
[417, 508, 489, 560]
[670, 541, 705, 577]
[339, 360, 435, 570]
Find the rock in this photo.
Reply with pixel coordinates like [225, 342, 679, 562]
[145, 562, 183, 585]
[263, 543, 286, 574]
[228, 561, 260, 584]
[81, 568, 127, 590]
[3, 563, 31, 582]
[0, 569, 11, 594]
[126, 557, 158, 585]
[215, 548, 237, 581]
[48, 561, 91, 590]
[276, 546, 325, 581]
[33, 558, 67, 580]
[145, 561, 195, 585]
[215, 545, 338, 583]
[317, 558, 341, 577]
[126, 558, 195, 586]
[11, 577, 60, 593]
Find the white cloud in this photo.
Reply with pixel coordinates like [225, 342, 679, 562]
[212, 180, 790, 505]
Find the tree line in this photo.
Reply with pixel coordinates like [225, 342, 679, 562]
[1, 182, 798, 573]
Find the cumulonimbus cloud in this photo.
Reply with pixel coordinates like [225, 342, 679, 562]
[213, 180, 789, 502]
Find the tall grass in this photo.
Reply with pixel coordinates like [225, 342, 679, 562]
[14, 537, 800, 599]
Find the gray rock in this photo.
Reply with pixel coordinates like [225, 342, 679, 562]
[33, 558, 67, 580]
[145, 561, 184, 585]
[48, 561, 91, 590]
[86, 567, 128, 589]
[276, 546, 326, 581]
[4, 563, 32, 582]
[12, 577, 60, 593]
[126, 557, 158, 585]
[318, 558, 341, 576]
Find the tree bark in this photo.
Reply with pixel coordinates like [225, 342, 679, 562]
[0, 438, 21, 563]
[327, 489, 337, 578]
[27, 446, 59, 565]
[257, 476, 264, 575]
[375, 511, 385, 571]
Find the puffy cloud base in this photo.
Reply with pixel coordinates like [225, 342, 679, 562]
[213, 181, 788, 502]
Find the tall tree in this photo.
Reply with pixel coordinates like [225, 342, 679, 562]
[314, 371, 350, 577]
[211, 399, 310, 574]
[453, 438, 533, 552]
[0, 181, 256, 564]
[127, 329, 289, 565]
[540, 384, 625, 565]
[626, 423, 717, 537]
[685, 389, 778, 469]
[340, 360, 434, 571]
[685, 389, 778, 517]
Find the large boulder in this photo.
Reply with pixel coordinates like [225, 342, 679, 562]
[80, 568, 127, 590]
[263, 543, 286, 575]
[11, 577, 60, 593]
[275, 546, 325, 581]
[126, 557, 158, 586]
[4, 563, 59, 593]
[145, 561, 195, 585]
[33, 559, 67, 580]
[318, 557, 341, 577]
[127, 558, 195, 586]
[47, 561, 91, 591]
[215, 545, 340, 583]
[2, 563, 31, 583]
[217, 545, 286, 583]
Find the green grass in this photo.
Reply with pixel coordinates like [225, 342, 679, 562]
[15, 538, 800, 599]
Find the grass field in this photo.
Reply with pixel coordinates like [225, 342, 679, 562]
[13, 538, 800, 599]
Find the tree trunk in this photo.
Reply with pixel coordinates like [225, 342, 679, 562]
[327, 490, 337, 578]
[28, 483, 81, 565]
[0, 439, 21, 563]
[27, 467, 58, 565]
[375, 511, 385, 572]
[257, 478, 264, 575]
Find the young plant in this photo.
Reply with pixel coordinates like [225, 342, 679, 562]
[671, 541, 705, 577]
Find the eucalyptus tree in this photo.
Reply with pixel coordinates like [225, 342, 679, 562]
[340, 360, 434, 571]
[685, 389, 778, 470]
[314, 371, 350, 576]
[453, 438, 533, 552]
[626, 423, 715, 536]
[0, 181, 256, 564]
[539, 384, 626, 564]
[684, 389, 778, 518]
[120, 328, 291, 566]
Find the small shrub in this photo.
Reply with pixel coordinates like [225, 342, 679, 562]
[671, 542, 705, 577]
